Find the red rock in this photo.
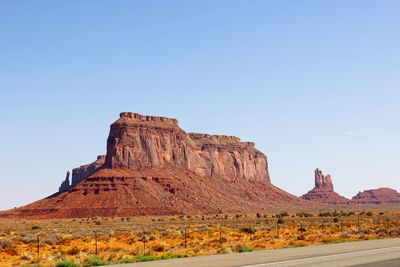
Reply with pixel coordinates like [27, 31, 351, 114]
[58, 171, 70, 192]
[301, 168, 351, 205]
[105, 113, 270, 183]
[0, 112, 316, 219]
[352, 188, 400, 205]
[71, 155, 105, 186]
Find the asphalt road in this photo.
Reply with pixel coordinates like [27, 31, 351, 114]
[110, 238, 400, 267]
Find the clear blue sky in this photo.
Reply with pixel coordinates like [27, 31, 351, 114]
[1, 1, 399, 210]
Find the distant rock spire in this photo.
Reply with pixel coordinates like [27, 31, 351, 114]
[314, 168, 333, 191]
[58, 171, 70, 192]
[301, 168, 351, 205]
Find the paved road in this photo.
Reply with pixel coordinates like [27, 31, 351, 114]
[352, 258, 400, 267]
[110, 238, 400, 267]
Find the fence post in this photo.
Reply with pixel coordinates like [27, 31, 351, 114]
[276, 221, 279, 238]
[219, 225, 222, 244]
[143, 229, 146, 254]
[184, 228, 187, 249]
[95, 232, 98, 255]
[36, 235, 40, 263]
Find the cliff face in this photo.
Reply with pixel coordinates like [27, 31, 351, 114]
[71, 155, 105, 186]
[302, 168, 351, 205]
[352, 188, 400, 205]
[105, 112, 270, 183]
[0, 112, 312, 219]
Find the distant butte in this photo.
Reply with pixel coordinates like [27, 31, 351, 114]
[352, 188, 400, 205]
[301, 168, 351, 205]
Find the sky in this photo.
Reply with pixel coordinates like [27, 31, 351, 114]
[0, 0, 399, 210]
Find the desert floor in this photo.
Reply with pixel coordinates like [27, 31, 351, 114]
[0, 210, 399, 267]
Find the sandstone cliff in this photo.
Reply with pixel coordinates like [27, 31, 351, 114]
[0, 112, 313, 219]
[105, 112, 269, 182]
[71, 155, 105, 186]
[352, 188, 400, 205]
[301, 169, 351, 205]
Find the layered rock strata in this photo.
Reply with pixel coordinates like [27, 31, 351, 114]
[105, 112, 270, 182]
[71, 155, 105, 186]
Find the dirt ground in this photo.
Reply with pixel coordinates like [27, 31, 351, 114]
[0, 210, 399, 267]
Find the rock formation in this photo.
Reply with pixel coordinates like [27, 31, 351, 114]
[105, 112, 269, 182]
[352, 188, 400, 205]
[301, 168, 351, 205]
[0, 112, 315, 219]
[58, 171, 71, 192]
[71, 155, 105, 186]
[314, 168, 333, 191]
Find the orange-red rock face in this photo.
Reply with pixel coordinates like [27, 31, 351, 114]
[71, 155, 105, 186]
[105, 112, 270, 183]
[352, 188, 400, 205]
[302, 169, 351, 205]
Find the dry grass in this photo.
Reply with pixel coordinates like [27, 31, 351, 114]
[0, 210, 399, 267]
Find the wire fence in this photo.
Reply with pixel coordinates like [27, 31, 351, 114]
[21, 214, 400, 264]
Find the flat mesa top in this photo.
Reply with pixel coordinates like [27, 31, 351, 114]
[118, 112, 179, 126]
[116, 112, 256, 148]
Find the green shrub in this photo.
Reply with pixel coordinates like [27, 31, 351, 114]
[56, 260, 78, 267]
[82, 256, 109, 267]
[238, 244, 253, 252]
[120, 258, 135, 264]
[240, 227, 256, 234]
[66, 246, 80, 255]
[278, 211, 289, 217]
[160, 254, 175, 260]
[0, 239, 11, 249]
[158, 253, 187, 260]
[290, 241, 307, 247]
[318, 212, 332, 217]
[333, 210, 340, 217]
[298, 226, 306, 232]
[135, 254, 157, 262]
[322, 237, 347, 244]
[152, 243, 166, 252]
[296, 212, 313, 218]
